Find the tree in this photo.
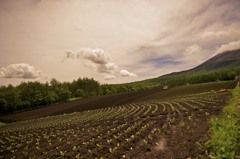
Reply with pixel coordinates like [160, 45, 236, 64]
[58, 86, 71, 101]
[0, 98, 7, 113]
[43, 91, 59, 104]
[76, 89, 85, 97]
[18, 82, 45, 107]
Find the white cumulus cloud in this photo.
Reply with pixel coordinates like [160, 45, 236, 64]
[120, 70, 137, 77]
[215, 40, 240, 54]
[66, 51, 76, 59]
[0, 63, 46, 79]
[65, 48, 118, 74]
[104, 74, 116, 80]
[78, 48, 112, 65]
[65, 48, 137, 80]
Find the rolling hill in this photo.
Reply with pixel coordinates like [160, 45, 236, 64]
[172, 49, 240, 74]
[141, 49, 240, 86]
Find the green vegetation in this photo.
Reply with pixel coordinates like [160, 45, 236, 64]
[143, 68, 240, 87]
[0, 77, 237, 115]
[68, 97, 82, 101]
[140, 50, 240, 87]
[207, 83, 240, 158]
[0, 77, 158, 114]
[0, 77, 99, 114]
[0, 122, 6, 127]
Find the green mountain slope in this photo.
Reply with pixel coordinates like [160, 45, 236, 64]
[141, 49, 240, 86]
[187, 49, 240, 72]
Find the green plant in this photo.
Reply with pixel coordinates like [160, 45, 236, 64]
[207, 86, 240, 158]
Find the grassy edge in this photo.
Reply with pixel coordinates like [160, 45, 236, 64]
[68, 97, 82, 101]
[207, 83, 240, 158]
[0, 122, 6, 127]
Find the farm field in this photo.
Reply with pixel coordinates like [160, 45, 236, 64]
[0, 81, 237, 158]
[0, 81, 237, 122]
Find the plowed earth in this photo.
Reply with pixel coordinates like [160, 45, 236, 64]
[0, 93, 231, 158]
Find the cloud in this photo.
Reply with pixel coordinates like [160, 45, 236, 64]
[215, 40, 240, 54]
[1, 0, 240, 85]
[180, 44, 209, 67]
[65, 48, 137, 80]
[0, 63, 46, 79]
[104, 74, 116, 80]
[120, 70, 137, 77]
[183, 44, 202, 56]
[96, 63, 118, 74]
[201, 29, 240, 42]
[65, 48, 118, 74]
[66, 51, 76, 59]
[78, 48, 112, 65]
[126, 0, 240, 77]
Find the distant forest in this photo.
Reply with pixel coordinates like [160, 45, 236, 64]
[156, 69, 240, 86]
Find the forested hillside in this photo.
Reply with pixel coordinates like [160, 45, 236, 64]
[141, 50, 240, 86]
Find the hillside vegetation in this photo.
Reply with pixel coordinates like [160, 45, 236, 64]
[139, 49, 240, 86]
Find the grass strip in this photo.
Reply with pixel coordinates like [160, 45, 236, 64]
[0, 122, 6, 127]
[207, 84, 240, 159]
[68, 97, 82, 101]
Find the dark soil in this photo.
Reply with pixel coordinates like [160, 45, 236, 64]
[0, 92, 231, 159]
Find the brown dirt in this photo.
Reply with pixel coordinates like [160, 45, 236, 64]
[0, 92, 231, 159]
[124, 98, 228, 159]
[154, 137, 166, 151]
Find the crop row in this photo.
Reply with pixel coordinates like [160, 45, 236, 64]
[0, 90, 232, 159]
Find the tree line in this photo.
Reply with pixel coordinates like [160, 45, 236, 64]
[0, 78, 154, 114]
[1, 69, 238, 114]
[157, 69, 240, 86]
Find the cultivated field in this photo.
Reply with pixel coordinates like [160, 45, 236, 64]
[0, 81, 237, 158]
[0, 81, 236, 122]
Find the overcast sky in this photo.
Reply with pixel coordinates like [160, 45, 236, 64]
[0, 0, 240, 86]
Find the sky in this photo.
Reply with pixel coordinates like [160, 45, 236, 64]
[0, 0, 240, 86]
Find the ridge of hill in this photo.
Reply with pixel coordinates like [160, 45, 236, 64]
[169, 49, 240, 76]
[138, 49, 240, 86]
